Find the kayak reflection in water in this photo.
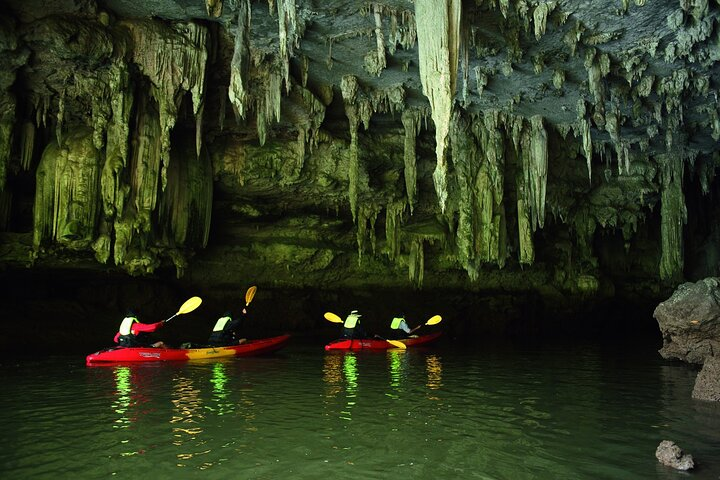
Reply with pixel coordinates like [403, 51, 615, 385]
[114, 309, 166, 348]
[342, 310, 367, 339]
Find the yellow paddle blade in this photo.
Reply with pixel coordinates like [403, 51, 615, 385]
[245, 286, 257, 306]
[426, 315, 442, 326]
[324, 312, 343, 323]
[177, 296, 202, 315]
[386, 339, 407, 349]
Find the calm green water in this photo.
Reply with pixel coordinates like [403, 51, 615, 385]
[1, 340, 719, 480]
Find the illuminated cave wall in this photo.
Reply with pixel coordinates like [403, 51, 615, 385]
[0, 0, 718, 310]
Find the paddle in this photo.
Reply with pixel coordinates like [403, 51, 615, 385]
[405, 314, 443, 334]
[245, 286, 257, 306]
[163, 296, 203, 323]
[324, 312, 406, 349]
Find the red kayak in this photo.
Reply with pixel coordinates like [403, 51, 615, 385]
[324, 332, 442, 351]
[86, 334, 291, 364]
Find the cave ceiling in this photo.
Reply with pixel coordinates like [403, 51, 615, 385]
[0, 0, 719, 302]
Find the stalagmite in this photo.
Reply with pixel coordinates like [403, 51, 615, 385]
[415, 0, 461, 212]
[228, 0, 251, 119]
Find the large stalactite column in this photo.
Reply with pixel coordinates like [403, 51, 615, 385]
[414, 0, 461, 213]
[659, 153, 687, 281]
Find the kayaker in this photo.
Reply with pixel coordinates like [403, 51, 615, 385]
[208, 309, 248, 346]
[391, 316, 419, 338]
[342, 310, 367, 339]
[114, 309, 166, 348]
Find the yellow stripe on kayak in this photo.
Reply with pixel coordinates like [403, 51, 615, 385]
[186, 347, 236, 359]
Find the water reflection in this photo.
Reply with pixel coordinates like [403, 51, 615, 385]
[340, 354, 358, 421]
[322, 352, 343, 397]
[171, 375, 206, 467]
[112, 366, 132, 429]
[425, 354, 443, 391]
[322, 353, 360, 421]
[207, 362, 234, 416]
[386, 349, 407, 399]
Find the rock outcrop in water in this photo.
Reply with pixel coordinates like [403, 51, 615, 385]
[654, 277, 720, 365]
[654, 277, 720, 402]
[692, 355, 720, 401]
[655, 440, 694, 471]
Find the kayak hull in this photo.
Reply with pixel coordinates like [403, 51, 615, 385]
[324, 332, 442, 351]
[86, 334, 291, 364]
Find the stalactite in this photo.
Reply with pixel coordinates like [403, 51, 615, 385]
[516, 170, 534, 265]
[206, 0, 223, 17]
[367, 4, 387, 77]
[476, 111, 506, 268]
[659, 153, 687, 281]
[256, 71, 283, 146]
[408, 237, 424, 288]
[415, 0, 461, 213]
[20, 122, 35, 172]
[33, 142, 57, 249]
[33, 127, 101, 250]
[128, 92, 163, 240]
[0, 113, 12, 191]
[0, 16, 24, 192]
[158, 132, 213, 268]
[575, 99, 592, 182]
[401, 109, 421, 213]
[518, 116, 548, 233]
[341, 75, 363, 222]
[450, 110, 480, 280]
[532, 2, 556, 41]
[99, 62, 135, 261]
[56, 89, 65, 147]
[385, 200, 405, 260]
[123, 20, 208, 190]
[196, 101, 204, 157]
[474, 66, 488, 97]
[277, 0, 298, 93]
[356, 203, 380, 262]
[228, 0, 251, 120]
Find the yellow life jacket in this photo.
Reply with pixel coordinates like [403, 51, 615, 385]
[391, 317, 405, 329]
[213, 316, 232, 332]
[119, 316, 138, 335]
[344, 313, 359, 329]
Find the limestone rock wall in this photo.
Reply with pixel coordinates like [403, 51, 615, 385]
[0, 0, 719, 321]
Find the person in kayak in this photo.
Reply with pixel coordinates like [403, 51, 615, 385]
[342, 310, 367, 339]
[114, 309, 166, 348]
[208, 309, 248, 346]
[390, 316, 419, 338]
